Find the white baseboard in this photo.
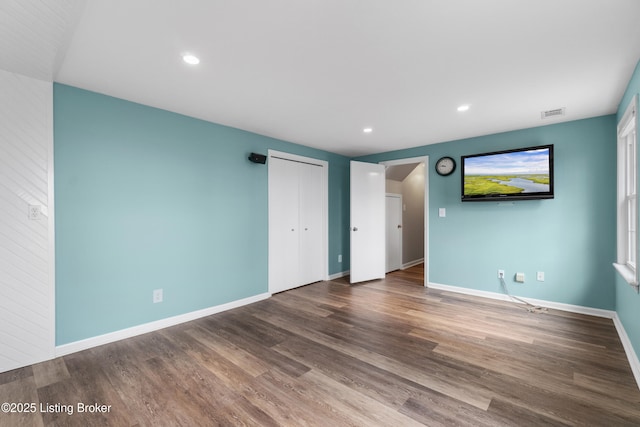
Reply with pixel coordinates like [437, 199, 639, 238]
[402, 258, 424, 270]
[612, 313, 640, 390]
[428, 281, 640, 390]
[55, 292, 271, 357]
[428, 281, 616, 318]
[329, 270, 349, 280]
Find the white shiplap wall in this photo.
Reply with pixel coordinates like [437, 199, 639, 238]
[0, 69, 54, 373]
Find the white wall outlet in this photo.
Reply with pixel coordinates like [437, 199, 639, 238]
[498, 269, 505, 279]
[515, 272, 525, 283]
[28, 205, 41, 220]
[439, 208, 446, 218]
[338, 254, 342, 263]
[153, 289, 163, 303]
[537, 271, 545, 281]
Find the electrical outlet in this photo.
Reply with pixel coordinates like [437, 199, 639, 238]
[28, 205, 41, 220]
[498, 269, 505, 279]
[338, 254, 342, 263]
[537, 271, 545, 281]
[153, 289, 163, 303]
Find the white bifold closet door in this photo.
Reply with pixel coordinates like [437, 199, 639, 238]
[269, 156, 324, 293]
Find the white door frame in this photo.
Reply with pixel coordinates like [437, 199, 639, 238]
[267, 150, 329, 294]
[380, 156, 429, 287]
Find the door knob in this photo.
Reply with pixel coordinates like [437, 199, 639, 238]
[397, 225, 402, 229]
[352, 227, 358, 231]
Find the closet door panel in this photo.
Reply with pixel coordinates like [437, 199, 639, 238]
[298, 163, 324, 285]
[269, 157, 300, 293]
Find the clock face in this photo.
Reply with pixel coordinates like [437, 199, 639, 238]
[436, 157, 456, 176]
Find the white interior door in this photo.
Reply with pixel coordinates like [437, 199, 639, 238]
[350, 161, 385, 283]
[386, 194, 402, 272]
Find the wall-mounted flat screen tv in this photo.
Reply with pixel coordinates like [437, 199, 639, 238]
[461, 144, 554, 202]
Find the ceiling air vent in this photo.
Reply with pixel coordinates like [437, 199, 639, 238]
[541, 108, 566, 119]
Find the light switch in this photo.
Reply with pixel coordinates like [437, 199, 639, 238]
[439, 208, 446, 218]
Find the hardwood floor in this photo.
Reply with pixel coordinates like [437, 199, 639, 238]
[2, 265, 640, 426]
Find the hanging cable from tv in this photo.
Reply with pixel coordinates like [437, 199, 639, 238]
[499, 277, 548, 314]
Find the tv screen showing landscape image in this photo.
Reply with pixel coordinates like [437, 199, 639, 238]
[461, 145, 554, 201]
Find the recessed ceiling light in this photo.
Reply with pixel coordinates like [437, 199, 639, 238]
[363, 127, 373, 133]
[182, 54, 200, 65]
[457, 104, 470, 112]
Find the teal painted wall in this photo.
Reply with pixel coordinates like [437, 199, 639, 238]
[54, 84, 350, 345]
[616, 59, 640, 358]
[357, 116, 617, 310]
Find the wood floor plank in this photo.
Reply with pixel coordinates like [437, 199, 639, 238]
[87, 340, 189, 425]
[432, 339, 576, 387]
[486, 397, 573, 427]
[399, 396, 512, 427]
[164, 326, 261, 393]
[406, 308, 536, 344]
[185, 325, 271, 378]
[269, 291, 336, 318]
[202, 317, 312, 378]
[251, 303, 495, 410]
[0, 375, 43, 427]
[292, 369, 425, 427]
[573, 372, 640, 404]
[244, 369, 372, 427]
[138, 356, 252, 426]
[32, 357, 70, 389]
[271, 334, 416, 410]
[0, 365, 33, 386]
[38, 352, 132, 426]
[477, 355, 640, 424]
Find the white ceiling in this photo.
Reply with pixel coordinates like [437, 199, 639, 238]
[0, 0, 86, 81]
[3, 0, 640, 157]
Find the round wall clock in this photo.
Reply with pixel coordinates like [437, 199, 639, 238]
[435, 156, 456, 176]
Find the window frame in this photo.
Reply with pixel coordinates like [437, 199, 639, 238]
[614, 95, 639, 290]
